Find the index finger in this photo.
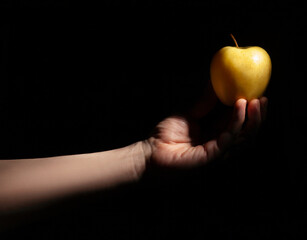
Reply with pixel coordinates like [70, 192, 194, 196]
[201, 98, 247, 162]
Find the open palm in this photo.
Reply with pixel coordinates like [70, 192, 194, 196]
[148, 97, 267, 168]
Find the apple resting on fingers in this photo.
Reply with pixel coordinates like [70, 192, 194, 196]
[210, 34, 272, 106]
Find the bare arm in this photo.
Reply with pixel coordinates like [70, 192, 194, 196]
[0, 141, 151, 214]
[0, 96, 267, 230]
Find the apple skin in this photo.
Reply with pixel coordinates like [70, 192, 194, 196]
[210, 46, 272, 106]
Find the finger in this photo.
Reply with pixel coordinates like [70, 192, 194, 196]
[242, 99, 262, 139]
[201, 99, 247, 163]
[228, 98, 247, 135]
[214, 99, 246, 151]
[248, 98, 261, 129]
[202, 138, 222, 163]
[260, 96, 268, 121]
[201, 131, 234, 163]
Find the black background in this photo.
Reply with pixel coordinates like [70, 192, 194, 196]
[1, 2, 307, 239]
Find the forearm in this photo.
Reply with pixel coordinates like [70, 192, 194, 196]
[0, 141, 151, 213]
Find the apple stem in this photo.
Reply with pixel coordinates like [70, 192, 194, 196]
[230, 34, 239, 48]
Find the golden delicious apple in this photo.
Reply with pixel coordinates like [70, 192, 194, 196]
[210, 34, 272, 106]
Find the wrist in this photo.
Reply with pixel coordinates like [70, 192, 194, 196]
[129, 140, 152, 180]
[141, 139, 153, 164]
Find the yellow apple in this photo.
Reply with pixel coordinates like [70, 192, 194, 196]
[210, 34, 272, 106]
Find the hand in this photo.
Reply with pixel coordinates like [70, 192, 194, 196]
[145, 97, 268, 168]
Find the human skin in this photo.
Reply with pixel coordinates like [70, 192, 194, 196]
[0, 96, 267, 227]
